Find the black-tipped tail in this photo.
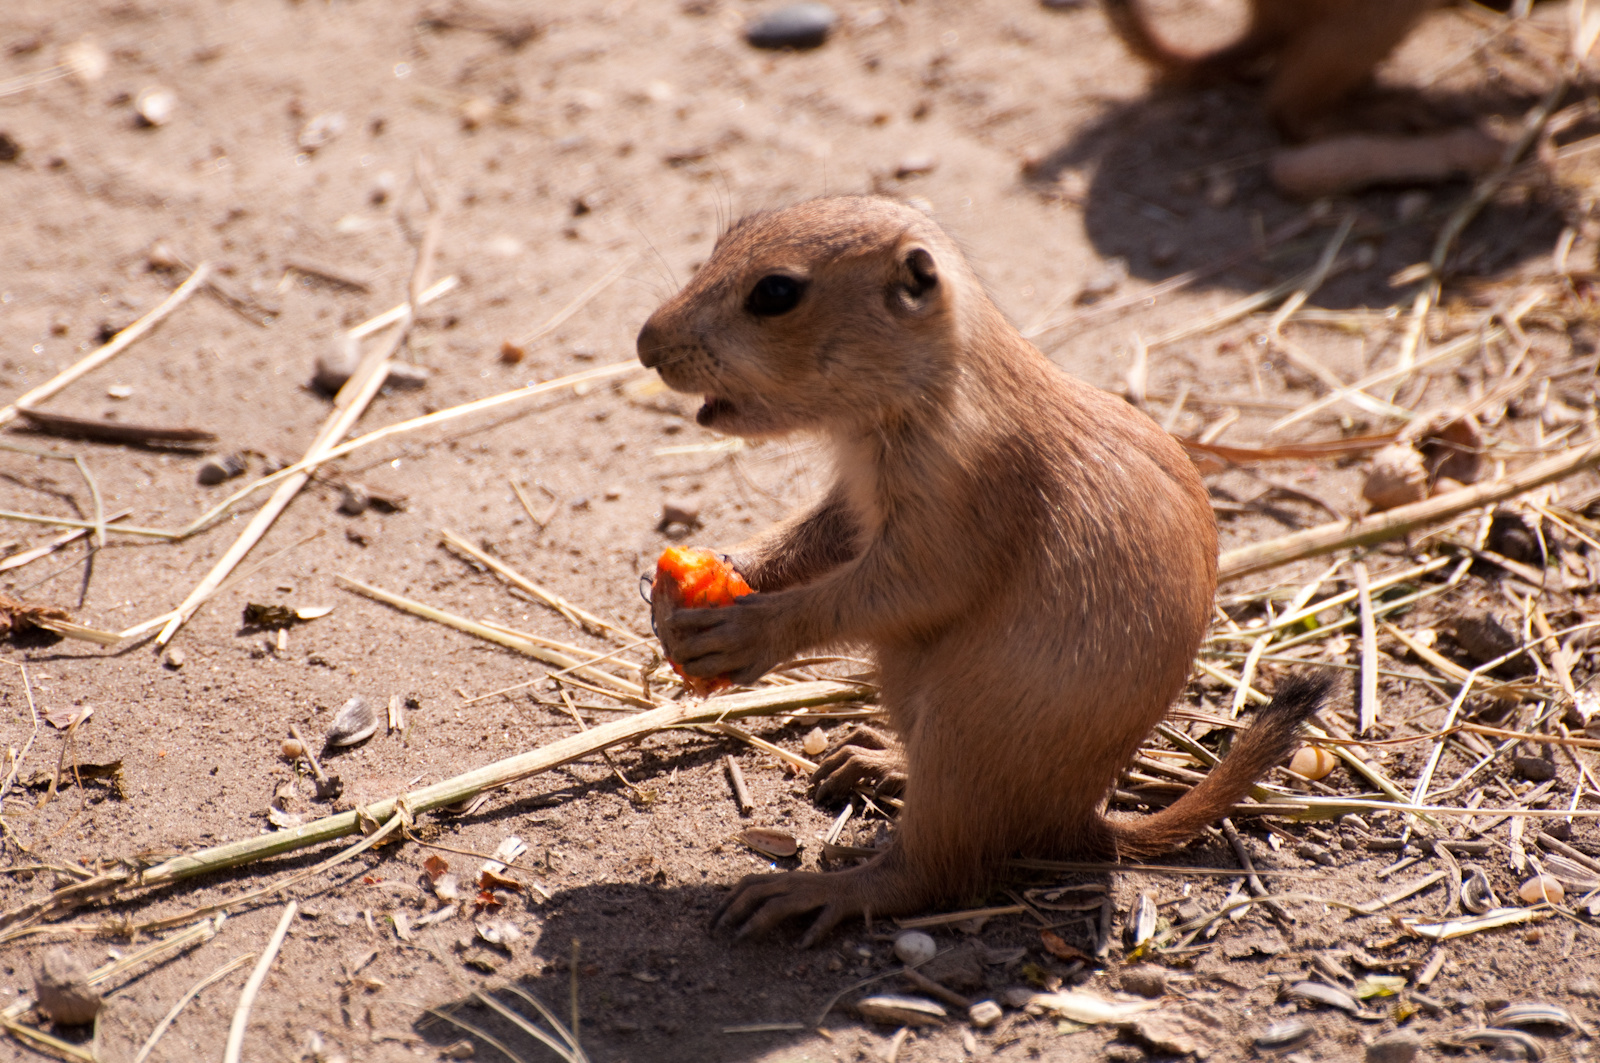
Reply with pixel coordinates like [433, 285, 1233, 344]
[1108, 670, 1337, 858]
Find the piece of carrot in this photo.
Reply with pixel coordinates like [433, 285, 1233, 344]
[652, 547, 753, 696]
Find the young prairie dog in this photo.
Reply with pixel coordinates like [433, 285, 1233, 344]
[637, 196, 1330, 943]
[1103, 0, 1443, 136]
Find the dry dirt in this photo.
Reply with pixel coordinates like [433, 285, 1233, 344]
[2, 1, 1600, 1061]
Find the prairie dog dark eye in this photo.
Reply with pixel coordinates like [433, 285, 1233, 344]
[745, 274, 806, 317]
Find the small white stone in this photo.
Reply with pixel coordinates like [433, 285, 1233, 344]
[135, 86, 177, 127]
[893, 930, 936, 966]
[968, 1000, 1003, 1028]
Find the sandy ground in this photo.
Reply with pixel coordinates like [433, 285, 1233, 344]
[1, 1, 1600, 1061]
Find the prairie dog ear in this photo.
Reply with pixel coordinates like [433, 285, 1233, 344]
[891, 244, 940, 311]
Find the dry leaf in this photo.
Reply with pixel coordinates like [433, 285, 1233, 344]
[1040, 930, 1091, 962]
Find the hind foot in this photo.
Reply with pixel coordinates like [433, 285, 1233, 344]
[717, 856, 924, 947]
[811, 725, 906, 804]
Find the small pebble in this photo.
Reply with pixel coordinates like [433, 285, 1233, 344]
[802, 726, 829, 756]
[134, 86, 177, 127]
[282, 738, 305, 759]
[1452, 610, 1522, 667]
[35, 947, 100, 1026]
[1288, 745, 1337, 780]
[63, 40, 109, 84]
[895, 155, 937, 179]
[745, 2, 838, 49]
[0, 131, 19, 164]
[297, 111, 346, 152]
[1365, 1030, 1421, 1063]
[1295, 841, 1337, 866]
[338, 484, 370, 516]
[197, 453, 247, 486]
[1488, 509, 1545, 565]
[1362, 444, 1427, 512]
[1119, 965, 1167, 999]
[893, 930, 937, 966]
[1394, 191, 1430, 223]
[162, 647, 185, 670]
[1513, 756, 1556, 783]
[106, 384, 133, 400]
[656, 503, 702, 537]
[968, 1000, 1002, 1027]
[1518, 874, 1564, 905]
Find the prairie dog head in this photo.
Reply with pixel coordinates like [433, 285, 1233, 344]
[636, 196, 979, 439]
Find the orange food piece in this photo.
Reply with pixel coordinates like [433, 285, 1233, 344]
[653, 546, 753, 696]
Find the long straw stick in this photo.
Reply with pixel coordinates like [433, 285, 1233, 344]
[1217, 438, 1600, 581]
[221, 902, 296, 1063]
[133, 681, 861, 889]
[0, 264, 211, 426]
[154, 319, 410, 645]
[177, 359, 640, 539]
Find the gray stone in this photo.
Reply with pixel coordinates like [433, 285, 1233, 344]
[1513, 755, 1557, 782]
[1365, 1030, 1422, 1063]
[745, 3, 837, 49]
[35, 947, 100, 1026]
[1119, 965, 1168, 999]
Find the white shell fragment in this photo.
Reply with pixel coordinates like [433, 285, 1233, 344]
[737, 827, 799, 859]
[326, 695, 378, 747]
[295, 605, 335, 621]
[1287, 981, 1360, 1013]
[481, 836, 527, 876]
[1489, 1002, 1579, 1033]
[476, 919, 523, 948]
[134, 86, 177, 127]
[1460, 866, 1498, 915]
[1128, 892, 1158, 949]
[1026, 989, 1161, 1024]
[802, 726, 829, 756]
[1254, 1020, 1314, 1050]
[893, 930, 937, 967]
[856, 994, 947, 1026]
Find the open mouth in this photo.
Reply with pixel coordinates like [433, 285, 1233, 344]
[697, 396, 736, 427]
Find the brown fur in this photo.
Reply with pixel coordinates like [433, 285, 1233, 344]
[1103, 0, 1442, 136]
[636, 196, 1330, 943]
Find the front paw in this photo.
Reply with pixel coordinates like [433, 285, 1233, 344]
[658, 596, 787, 686]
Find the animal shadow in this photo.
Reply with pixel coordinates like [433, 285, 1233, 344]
[1026, 81, 1573, 312]
[410, 875, 1113, 1062]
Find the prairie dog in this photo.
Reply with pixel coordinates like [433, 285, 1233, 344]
[636, 196, 1329, 943]
[1103, 0, 1443, 136]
